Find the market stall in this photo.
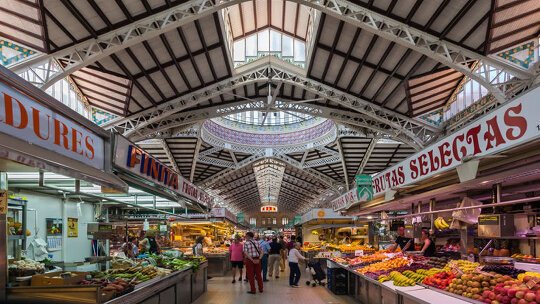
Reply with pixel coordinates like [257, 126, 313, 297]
[0, 66, 209, 303]
[168, 208, 239, 277]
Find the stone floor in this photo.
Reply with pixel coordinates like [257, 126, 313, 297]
[193, 266, 357, 304]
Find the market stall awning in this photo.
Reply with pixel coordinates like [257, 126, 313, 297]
[0, 65, 127, 192]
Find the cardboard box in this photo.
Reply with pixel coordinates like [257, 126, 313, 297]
[31, 271, 88, 286]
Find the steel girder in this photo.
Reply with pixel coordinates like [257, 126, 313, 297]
[8, 0, 242, 89]
[11, 0, 532, 108]
[297, 0, 535, 104]
[336, 139, 349, 191]
[160, 139, 180, 174]
[356, 137, 379, 175]
[129, 96, 423, 149]
[105, 57, 438, 147]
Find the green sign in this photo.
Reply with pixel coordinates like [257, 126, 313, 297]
[355, 174, 373, 202]
[237, 213, 245, 224]
[293, 215, 302, 225]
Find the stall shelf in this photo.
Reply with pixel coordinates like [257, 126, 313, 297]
[190, 261, 208, 303]
[205, 253, 230, 277]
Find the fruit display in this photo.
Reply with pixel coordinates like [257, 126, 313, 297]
[426, 256, 450, 269]
[327, 244, 376, 254]
[422, 271, 455, 290]
[447, 273, 513, 300]
[517, 272, 540, 281]
[478, 275, 540, 303]
[512, 253, 540, 264]
[388, 271, 416, 286]
[481, 265, 526, 278]
[434, 217, 450, 230]
[8, 259, 45, 277]
[357, 257, 409, 275]
[445, 259, 480, 273]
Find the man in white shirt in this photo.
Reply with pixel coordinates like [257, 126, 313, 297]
[287, 242, 307, 287]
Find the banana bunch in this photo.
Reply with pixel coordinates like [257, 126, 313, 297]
[417, 268, 445, 276]
[378, 274, 390, 283]
[434, 217, 450, 230]
[389, 271, 416, 286]
[402, 270, 428, 283]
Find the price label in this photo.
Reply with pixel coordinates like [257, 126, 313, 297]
[355, 250, 364, 257]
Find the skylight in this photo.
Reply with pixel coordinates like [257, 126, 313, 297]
[224, 108, 313, 126]
[232, 29, 306, 68]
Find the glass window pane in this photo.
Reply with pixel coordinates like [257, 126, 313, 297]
[270, 30, 281, 52]
[258, 29, 270, 52]
[282, 35, 293, 56]
[233, 40, 245, 61]
[246, 35, 257, 56]
[294, 39, 305, 61]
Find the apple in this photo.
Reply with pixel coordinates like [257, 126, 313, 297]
[484, 290, 493, 298]
[496, 294, 503, 302]
[501, 296, 511, 304]
[523, 276, 532, 283]
[524, 292, 535, 302]
[516, 291, 525, 299]
[489, 292, 497, 300]
[510, 298, 518, 304]
[535, 292, 540, 303]
[516, 299, 527, 304]
[491, 301, 500, 304]
[508, 288, 518, 298]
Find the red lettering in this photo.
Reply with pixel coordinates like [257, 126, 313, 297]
[484, 116, 506, 150]
[451, 134, 466, 162]
[53, 119, 70, 149]
[373, 177, 381, 193]
[465, 125, 482, 156]
[71, 128, 83, 155]
[4, 93, 28, 129]
[504, 104, 527, 140]
[410, 159, 419, 179]
[427, 150, 440, 172]
[32, 107, 50, 140]
[397, 166, 405, 184]
[438, 142, 452, 168]
[418, 154, 429, 176]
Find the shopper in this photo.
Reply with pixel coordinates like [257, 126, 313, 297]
[287, 235, 296, 252]
[420, 229, 436, 257]
[278, 235, 287, 272]
[193, 236, 204, 257]
[121, 237, 136, 258]
[390, 226, 412, 252]
[229, 235, 244, 283]
[268, 237, 281, 279]
[288, 242, 306, 287]
[258, 235, 271, 282]
[243, 232, 263, 294]
[140, 230, 160, 254]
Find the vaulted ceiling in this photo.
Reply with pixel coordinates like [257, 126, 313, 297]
[2, 0, 538, 213]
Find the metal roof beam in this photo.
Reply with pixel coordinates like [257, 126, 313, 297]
[356, 137, 378, 175]
[161, 139, 180, 175]
[190, 134, 203, 182]
[104, 57, 439, 148]
[9, 0, 242, 89]
[298, 0, 534, 104]
[336, 138, 349, 191]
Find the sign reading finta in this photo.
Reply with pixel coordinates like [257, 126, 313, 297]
[114, 136, 213, 206]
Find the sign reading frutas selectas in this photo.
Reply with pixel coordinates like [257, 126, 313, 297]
[114, 136, 214, 206]
[371, 86, 540, 196]
[331, 189, 358, 210]
[0, 82, 105, 170]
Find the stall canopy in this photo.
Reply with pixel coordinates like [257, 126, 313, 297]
[0, 66, 127, 192]
[113, 134, 214, 211]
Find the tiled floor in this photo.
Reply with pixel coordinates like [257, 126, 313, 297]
[193, 268, 357, 304]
